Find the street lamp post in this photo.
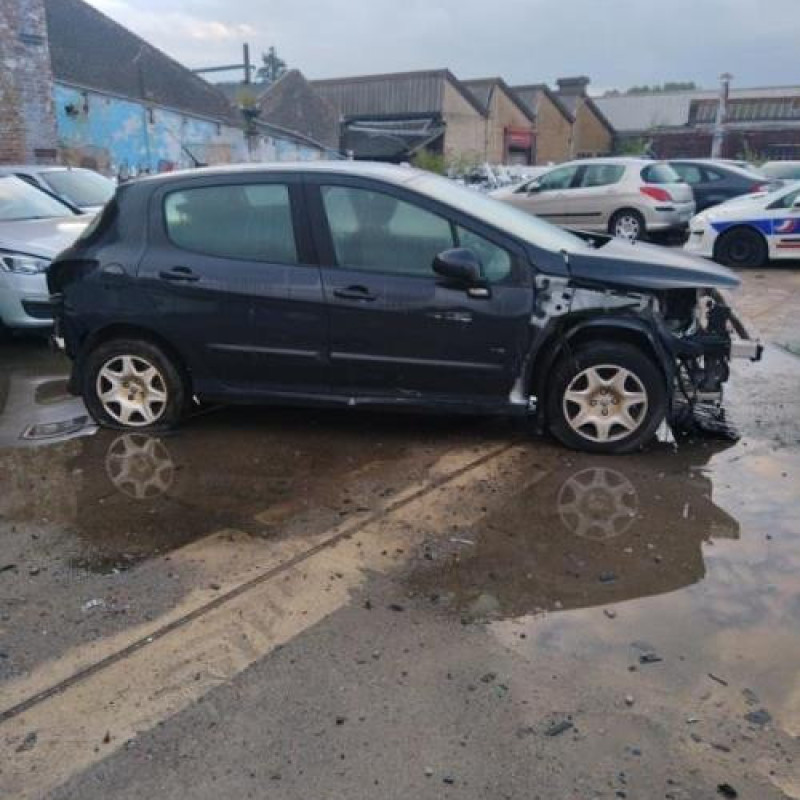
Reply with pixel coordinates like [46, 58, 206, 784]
[711, 72, 733, 159]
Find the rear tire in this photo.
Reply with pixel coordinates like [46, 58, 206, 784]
[714, 227, 768, 268]
[82, 338, 186, 430]
[547, 341, 667, 454]
[609, 209, 646, 241]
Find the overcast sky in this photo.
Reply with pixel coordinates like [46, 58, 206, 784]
[86, 0, 797, 92]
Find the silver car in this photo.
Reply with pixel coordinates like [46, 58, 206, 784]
[491, 157, 695, 240]
[0, 165, 115, 215]
[0, 175, 89, 332]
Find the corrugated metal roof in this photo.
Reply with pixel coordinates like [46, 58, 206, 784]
[310, 70, 486, 118]
[511, 85, 574, 122]
[597, 86, 800, 132]
[461, 79, 494, 112]
[311, 71, 447, 116]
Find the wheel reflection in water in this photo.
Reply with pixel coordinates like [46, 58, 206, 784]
[557, 467, 638, 541]
[104, 433, 175, 500]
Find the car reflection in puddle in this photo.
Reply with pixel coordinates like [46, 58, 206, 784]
[409, 444, 740, 620]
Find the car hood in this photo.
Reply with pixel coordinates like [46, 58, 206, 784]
[564, 237, 740, 291]
[0, 216, 90, 259]
[703, 193, 771, 218]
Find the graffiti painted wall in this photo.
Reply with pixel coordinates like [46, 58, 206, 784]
[54, 84, 249, 178]
[53, 84, 331, 178]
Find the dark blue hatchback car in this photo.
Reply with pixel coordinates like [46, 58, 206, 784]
[48, 162, 758, 454]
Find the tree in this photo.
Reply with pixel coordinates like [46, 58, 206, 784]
[625, 82, 697, 95]
[256, 46, 287, 85]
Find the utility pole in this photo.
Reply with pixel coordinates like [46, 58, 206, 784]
[711, 72, 732, 158]
[193, 44, 254, 83]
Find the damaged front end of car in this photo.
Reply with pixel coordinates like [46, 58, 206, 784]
[526, 235, 762, 443]
[658, 286, 762, 439]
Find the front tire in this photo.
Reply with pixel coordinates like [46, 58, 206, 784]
[714, 227, 768, 268]
[547, 342, 668, 454]
[83, 338, 186, 430]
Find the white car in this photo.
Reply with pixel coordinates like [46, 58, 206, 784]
[0, 175, 89, 332]
[685, 181, 800, 268]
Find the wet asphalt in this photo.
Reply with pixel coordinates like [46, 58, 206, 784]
[1, 266, 800, 799]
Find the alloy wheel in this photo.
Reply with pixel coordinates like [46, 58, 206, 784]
[562, 364, 648, 444]
[614, 214, 641, 241]
[96, 355, 169, 427]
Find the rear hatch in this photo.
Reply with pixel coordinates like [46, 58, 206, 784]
[640, 162, 694, 205]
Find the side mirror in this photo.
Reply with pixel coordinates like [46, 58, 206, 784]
[433, 248, 483, 285]
[527, 180, 542, 194]
[792, 196, 800, 209]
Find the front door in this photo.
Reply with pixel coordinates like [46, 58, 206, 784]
[308, 179, 532, 402]
[140, 176, 328, 393]
[507, 164, 580, 226]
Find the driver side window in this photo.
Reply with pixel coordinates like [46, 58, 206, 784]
[320, 185, 513, 284]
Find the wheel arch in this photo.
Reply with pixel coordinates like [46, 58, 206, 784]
[608, 207, 646, 235]
[73, 323, 193, 396]
[712, 223, 768, 260]
[528, 317, 673, 426]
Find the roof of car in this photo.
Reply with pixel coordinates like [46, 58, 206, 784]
[0, 165, 88, 174]
[129, 160, 426, 189]
[544, 157, 659, 169]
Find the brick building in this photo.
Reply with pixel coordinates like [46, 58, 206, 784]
[311, 69, 490, 164]
[0, 0, 58, 164]
[511, 84, 574, 164]
[460, 78, 536, 164]
[552, 77, 615, 158]
[1, 0, 333, 175]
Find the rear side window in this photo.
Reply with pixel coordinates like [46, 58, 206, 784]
[672, 164, 705, 185]
[164, 184, 297, 264]
[641, 163, 681, 184]
[578, 164, 625, 188]
[702, 167, 725, 183]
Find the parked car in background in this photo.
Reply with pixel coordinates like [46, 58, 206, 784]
[668, 159, 777, 213]
[491, 158, 695, 241]
[760, 161, 800, 182]
[49, 162, 759, 455]
[0, 165, 115, 214]
[685, 180, 800, 267]
[0, 175, 89, 333]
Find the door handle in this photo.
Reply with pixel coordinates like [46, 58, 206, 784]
[159, 266, 200, 282]
[333, 285, 376, 302]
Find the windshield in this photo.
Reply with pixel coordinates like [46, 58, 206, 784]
[41, 169, 115, 208]
[0, 175, 77, 221]
[408, 171, 588, 254]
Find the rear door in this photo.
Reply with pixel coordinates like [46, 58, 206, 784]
[140, 175, 328, 394]
[306, 177, 532, 402]
[563, 163, 626, 230]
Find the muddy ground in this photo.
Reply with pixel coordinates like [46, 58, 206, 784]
[1, 266, 800, 799]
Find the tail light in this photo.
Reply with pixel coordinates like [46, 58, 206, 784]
[749, 182, 770, 193]
[640, 186, 674, 203]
